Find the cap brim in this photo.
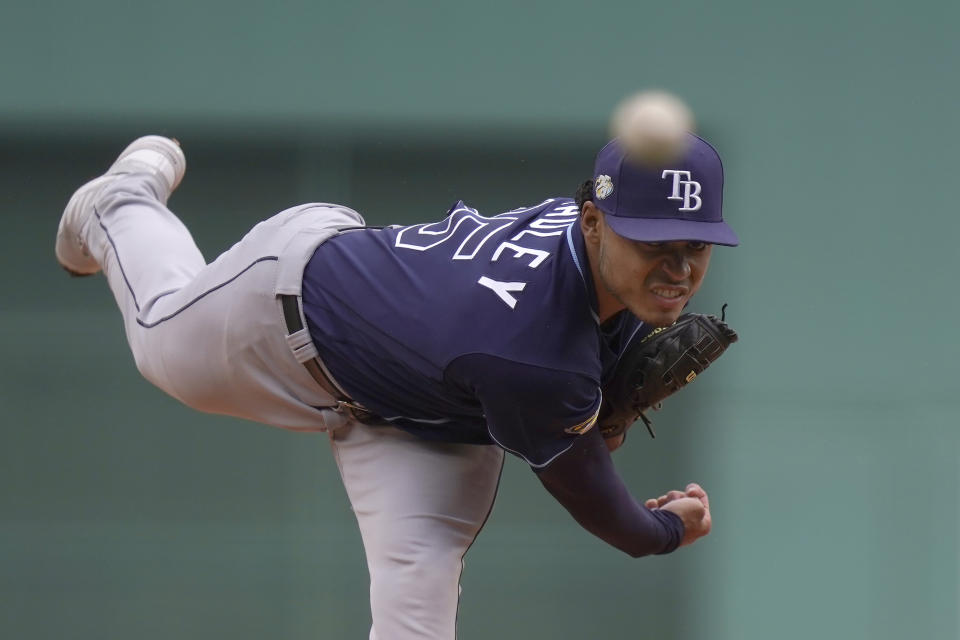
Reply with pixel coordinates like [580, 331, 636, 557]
[604, 213, 740, 246]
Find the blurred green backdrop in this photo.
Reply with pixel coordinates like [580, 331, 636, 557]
[2, 1, 957, 639]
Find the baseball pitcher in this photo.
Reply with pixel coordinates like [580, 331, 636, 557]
[55, 132, 738, 639]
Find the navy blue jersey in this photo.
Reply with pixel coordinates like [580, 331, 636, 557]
[301, 198, 646, 467]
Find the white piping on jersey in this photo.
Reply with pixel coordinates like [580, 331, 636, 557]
[381, 415, 455, 425]
[379, 414, 585, 468]
[614, 321, 650, 367]
[485, 428, 576, 469]
[483, 392, 603, 469]
[565, 223, 600, 324]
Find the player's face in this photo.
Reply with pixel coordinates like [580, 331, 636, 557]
[582, 203, 712, 326]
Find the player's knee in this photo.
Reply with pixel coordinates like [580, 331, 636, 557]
[126, 334, 180, 396]
[129, 347, 166, 390]
[369, 544, 463, 603]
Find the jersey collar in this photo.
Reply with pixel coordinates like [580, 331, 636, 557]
[565, 221, 600, 324]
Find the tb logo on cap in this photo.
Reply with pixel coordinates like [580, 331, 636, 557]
[662, 170, 702, 211]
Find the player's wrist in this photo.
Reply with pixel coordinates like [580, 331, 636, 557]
[649, 508, 684, 554]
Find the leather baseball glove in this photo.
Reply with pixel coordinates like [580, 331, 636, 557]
[598, 311, 738, 439]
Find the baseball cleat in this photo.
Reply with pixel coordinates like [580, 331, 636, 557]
[55, 135, 186, 276]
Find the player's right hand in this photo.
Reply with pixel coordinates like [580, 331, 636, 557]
[644, 483, 712, 547]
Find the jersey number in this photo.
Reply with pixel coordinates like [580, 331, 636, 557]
[394, 206, 517, 260]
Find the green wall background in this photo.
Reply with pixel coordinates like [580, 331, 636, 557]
[2, 1, 957, 639]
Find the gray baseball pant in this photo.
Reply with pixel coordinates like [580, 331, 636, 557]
[84, 173, 505, 639]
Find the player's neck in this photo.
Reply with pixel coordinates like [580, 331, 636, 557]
[595, 285, 626, 323]
[583, 239, 626, 323]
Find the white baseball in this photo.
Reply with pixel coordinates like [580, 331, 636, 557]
[610, 90, 695, 167]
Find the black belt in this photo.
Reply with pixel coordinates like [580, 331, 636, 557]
[280, 294, 378, 422]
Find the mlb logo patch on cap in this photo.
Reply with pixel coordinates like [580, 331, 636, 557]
[595, 175, 614, 200]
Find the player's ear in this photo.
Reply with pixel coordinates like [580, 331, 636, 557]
[580, 201, 603, 244]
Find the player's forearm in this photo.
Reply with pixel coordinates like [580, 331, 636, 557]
[536, 430, 683, 557]
[545, 474, 684, 557]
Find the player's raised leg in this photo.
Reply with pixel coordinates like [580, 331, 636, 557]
[55, 135, 202, 336]
[54, 136, 363, 428]
[55, 136, 209, 386]
[330, 421, 505, 640]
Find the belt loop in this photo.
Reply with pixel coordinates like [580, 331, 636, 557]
[279, 293, 378, 424]
[281, 295, 319, 364]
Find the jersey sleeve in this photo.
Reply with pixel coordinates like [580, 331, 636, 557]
[444, 353, 601, 468]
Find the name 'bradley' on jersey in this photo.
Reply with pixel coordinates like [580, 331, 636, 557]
[393, 199, 581, 310]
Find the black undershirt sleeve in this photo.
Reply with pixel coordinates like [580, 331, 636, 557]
[535, 426, 684, 557]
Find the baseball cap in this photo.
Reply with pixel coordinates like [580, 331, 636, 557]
[591, 133, 739, 246]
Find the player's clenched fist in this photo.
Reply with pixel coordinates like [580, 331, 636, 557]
[644, 483, 712, 547]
